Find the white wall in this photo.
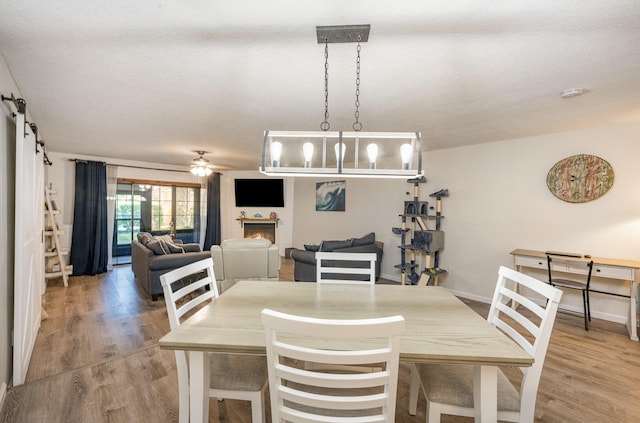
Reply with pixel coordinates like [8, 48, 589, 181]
[292, 176, 417, 278]
[292, 122, 640, 324]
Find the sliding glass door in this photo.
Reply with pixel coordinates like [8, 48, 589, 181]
[112, 181, 201, 264]
[113, 182, 149, 263]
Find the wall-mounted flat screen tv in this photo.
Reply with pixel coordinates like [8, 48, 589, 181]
[234, 178, 285, 207]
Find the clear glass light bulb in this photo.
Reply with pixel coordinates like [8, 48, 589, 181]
[367, 143, 378, 169]
[400, 143, 413, 170]
[270, 141, 283, 167]
[303, 142, 314, 168]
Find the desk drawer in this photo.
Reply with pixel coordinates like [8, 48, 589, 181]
[514, 256, 546, 270]
[592, 265, 634, 280]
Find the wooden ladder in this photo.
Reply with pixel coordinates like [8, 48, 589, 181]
[44, 187, 71, 287]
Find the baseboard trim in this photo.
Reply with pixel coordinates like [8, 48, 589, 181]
[379, 272, 400, 283]
[447, 289, 492, 305]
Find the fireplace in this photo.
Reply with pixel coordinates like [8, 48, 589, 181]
[243, 222, 276, 244]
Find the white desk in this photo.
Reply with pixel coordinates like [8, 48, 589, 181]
[511, 249, 639, 341]
[159, 281, 532, 423]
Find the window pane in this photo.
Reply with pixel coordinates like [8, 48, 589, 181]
[151, 186, 175, 231]
[133, 195, 143, 218]
[175, 187, 195, 230]
[116, 219, 132, 244]
[176, 187, 192, 202]
[126, 182, 200, 242]
[175, 215, 190, 229]
[116, 194, 132, 218]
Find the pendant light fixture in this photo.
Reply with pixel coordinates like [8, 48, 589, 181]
[260, 24, 423, 179]
[190, 150, 214, 176]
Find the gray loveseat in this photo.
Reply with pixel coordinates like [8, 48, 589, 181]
[290, 232, 383, 282]
[131, 235, 211, 300]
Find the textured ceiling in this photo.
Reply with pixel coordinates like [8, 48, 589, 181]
[1, 1, 639, 171]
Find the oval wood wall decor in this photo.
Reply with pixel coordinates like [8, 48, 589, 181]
[546, 154, 614, 203]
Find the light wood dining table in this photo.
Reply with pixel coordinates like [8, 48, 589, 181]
[159, 281, 533, 423]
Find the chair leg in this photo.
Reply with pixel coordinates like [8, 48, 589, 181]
[175, 352, 190, 423]
[586, 289, 591, 321]
[582, 290, 589, 331]
[409, 364, 420, 415]
[250, 390, 266, 423]
[178, 387, 189, 423]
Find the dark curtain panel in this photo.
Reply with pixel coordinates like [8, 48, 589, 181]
[203, 172, 221, 250]
[70, 160, 108, 276]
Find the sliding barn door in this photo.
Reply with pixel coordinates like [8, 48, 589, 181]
[13, 113, 44, 386]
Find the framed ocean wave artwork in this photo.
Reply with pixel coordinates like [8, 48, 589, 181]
[316, 180, 346, 212]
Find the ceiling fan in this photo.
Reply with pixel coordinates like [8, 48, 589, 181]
[190, 150, 215, 176]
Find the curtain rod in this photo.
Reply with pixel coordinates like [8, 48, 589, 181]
[68, 158, 190, 173]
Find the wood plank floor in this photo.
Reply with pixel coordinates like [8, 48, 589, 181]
[1, 258, 639, 422]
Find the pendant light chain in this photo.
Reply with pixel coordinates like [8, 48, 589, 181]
[352, 37, 363, 132]
[320, 39, 331, 131]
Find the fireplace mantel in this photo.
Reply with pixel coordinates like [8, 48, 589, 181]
[236, 217, 280, 228]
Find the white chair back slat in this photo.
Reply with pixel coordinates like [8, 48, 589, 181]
[275, 363, 390, 389]
[316, 252, 377, 285]
[274, 342, 393, 366]
[499, 285, 547, 320]
[495, 301, 541, 340]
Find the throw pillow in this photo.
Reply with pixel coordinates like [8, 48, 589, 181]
[137, 232, 153, 245]
[181, 243, 201, 253]
[319, 239, 352, 251]
[351, 232, 375, 247]
[304, 244, 320, 252]
[162, 239, 185, 254]
[147, 238, 186, 255]
[146, 240, 167, 255]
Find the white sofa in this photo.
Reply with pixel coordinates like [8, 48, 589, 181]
[210, 238, 280, 292]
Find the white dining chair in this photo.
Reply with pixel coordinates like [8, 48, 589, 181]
[160, 258, 268, 423]
[408, 265, 563, 423]
[261, 308, 405, 423]
[315, 251, 377, 284]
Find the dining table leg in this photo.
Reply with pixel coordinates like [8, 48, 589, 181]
[189, 351, 210, 423]
[473, 365, 498, 423]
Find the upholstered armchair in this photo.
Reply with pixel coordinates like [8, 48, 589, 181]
[210, 238, 280, 292]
